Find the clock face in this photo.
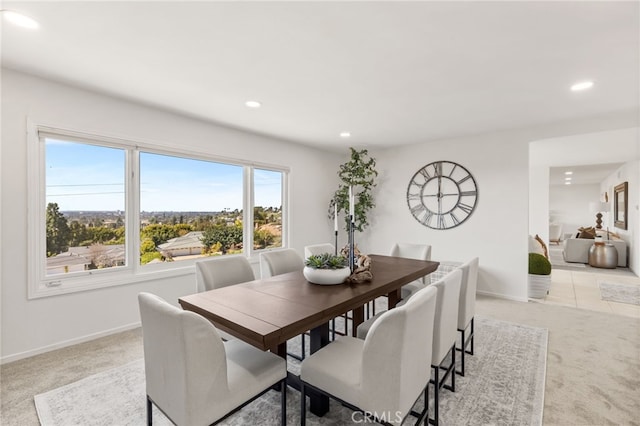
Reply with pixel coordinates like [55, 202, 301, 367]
[406, 161, 478, 229]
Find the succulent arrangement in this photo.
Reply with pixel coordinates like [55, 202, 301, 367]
[305, 253, 348, 270]
[528, 252, 551, 275]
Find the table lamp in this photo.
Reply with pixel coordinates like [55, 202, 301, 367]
[589, 201, 609, 229]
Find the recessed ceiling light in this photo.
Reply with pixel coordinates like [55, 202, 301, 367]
[565, 177, 572, 180]
[339, 132, 351, 138]
[565, 182, 572, 185]
[1, 10, 39, 29]
[245, 100, 261, 108]
[570, 81, 594, 92]
[564, 171, 573, 175]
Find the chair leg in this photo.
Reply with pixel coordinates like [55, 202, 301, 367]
[300, 383, 306, 426]
[432, 366, 439, 426]
[424, 383, 429, 426]
[146, 396, 152, 426]
[469, 317, 475, 355]
[451, 345, 456, 392]
[280, 379, 287, 426]
[459, 328, 466, 377]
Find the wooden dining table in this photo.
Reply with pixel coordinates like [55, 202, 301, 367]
[179, 254, 439, 416]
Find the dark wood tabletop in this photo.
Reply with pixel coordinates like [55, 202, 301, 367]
[179, 254, 438, 350]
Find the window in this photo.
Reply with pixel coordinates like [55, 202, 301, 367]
[253, 169, 283, 250]
[29, 126, 288, 298]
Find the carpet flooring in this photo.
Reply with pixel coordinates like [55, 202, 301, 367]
[34, 316, 547, 426]
[599, 282, 640, 305]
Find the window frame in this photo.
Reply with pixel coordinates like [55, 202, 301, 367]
[27, 122, 289, 299]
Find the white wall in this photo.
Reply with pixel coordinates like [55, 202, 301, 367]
[549, 183, 601, 237]
[363, 134, 530, 301]
[600, 161, 640, 272]
[0, 69, 342, 362]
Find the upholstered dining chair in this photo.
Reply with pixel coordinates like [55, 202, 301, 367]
[138, 292, 287, 426]
[456, 257, 479, 377]
[303, 243, 336, 258]
[195, 255, 255, 293]
[391, 242, 432, 300]
[429, 268, 462, 426]
[195, 256, 256, 341]
[260, 248, 304, 278]
[304, 243, 351, 340]
[300, 285, 438, 425]
[260, 248, 307, 360]
[362, 242, 432, 320]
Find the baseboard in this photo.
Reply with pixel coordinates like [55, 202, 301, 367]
[1, 322, 141, 365]
[477, 290, 528, 303]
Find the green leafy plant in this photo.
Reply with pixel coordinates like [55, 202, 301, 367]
[329, 148, 378, 232]
[528, 253, 551, 275]
[305, 253, 348, 270]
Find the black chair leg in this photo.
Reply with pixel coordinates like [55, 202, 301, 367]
[429, 366, 440, 426]
[469, 317, 475, 355]
[451, 345, 456, 392]
[147, 396, 152, 426]
[300, 383, 306, 426]
[280, 379, 286, 426]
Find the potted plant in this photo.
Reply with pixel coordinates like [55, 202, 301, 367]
[528, 252, 552, 298]
[304, 253, 350, 285]
[329, 148, 378, 232]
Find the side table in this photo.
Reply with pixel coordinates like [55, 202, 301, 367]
[588, 242, 618, 269]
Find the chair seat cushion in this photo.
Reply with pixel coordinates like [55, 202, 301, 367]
[300, 336, 363, 406]
[224, 339, 287, 408]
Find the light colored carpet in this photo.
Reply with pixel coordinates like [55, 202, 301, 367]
[34, 316, 547, 426]
[599, 282, 640, 305]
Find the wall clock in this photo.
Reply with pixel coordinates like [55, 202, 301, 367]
[406, 161, 478, 229]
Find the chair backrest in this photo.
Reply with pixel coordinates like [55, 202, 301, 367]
[195, 256, 255, 293]
[260, 248, 304, 278]
[431, 268, 463, 365]
[304, 243, 336, 259]
[361, 286, 437, 418]
[138, 292, 228, 426]
[457, 257, 479, 330]
[390, 242, 432, 284]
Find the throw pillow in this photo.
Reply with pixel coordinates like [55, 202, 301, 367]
[534, 234, 549, 259]
[578, 226, 596, 239]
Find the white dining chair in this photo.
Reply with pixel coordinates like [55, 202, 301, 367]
[195, 255, 255, 292]
[260, 248, 304, 278]
[304, 243, 336, 258]
[260, 248, 308, 360]
[391, 242, 432, 300]
[300, 285, 437, 425]
[138, 292, 287, 426]
[195, 256, 256, 341]
[456, 257, 479, 376]
[429, 268, 462, 426]
[360, 242, 431, 319]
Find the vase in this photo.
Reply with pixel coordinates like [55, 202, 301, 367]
[303, 266, 350, 285]
[527, 274, 551, 298]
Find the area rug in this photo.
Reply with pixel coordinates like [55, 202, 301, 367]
[599, 282, 640, 305]
[34, 316, 548, 426]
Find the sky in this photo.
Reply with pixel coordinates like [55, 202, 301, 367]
[45, 139, 282, 212]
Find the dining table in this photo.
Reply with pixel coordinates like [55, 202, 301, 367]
[178, 254, 439, 416]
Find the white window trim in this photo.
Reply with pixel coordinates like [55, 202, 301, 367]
[27, 120, 289, 299]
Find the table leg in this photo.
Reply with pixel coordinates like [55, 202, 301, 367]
[351, 305, 364, 337]
[273, 342, 287, 359]
[309, 323, 330, 416]
[387, 288, 401, 309]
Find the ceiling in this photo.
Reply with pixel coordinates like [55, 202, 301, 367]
[549, 163, 624, 187]
[1, 1, 639, 151]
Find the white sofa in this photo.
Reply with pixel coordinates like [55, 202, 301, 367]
[563, 237, 627, 267]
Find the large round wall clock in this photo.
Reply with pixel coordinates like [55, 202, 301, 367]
[406, 161, 478, 230]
